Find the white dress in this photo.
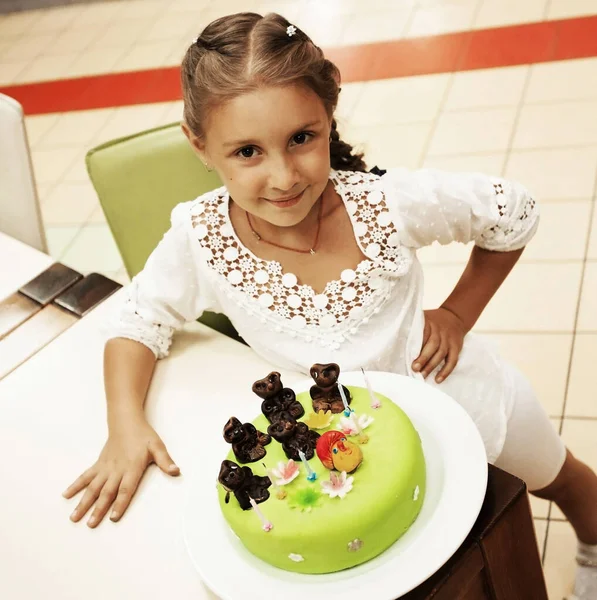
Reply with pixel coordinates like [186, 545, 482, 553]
[108, 168, 540, 463]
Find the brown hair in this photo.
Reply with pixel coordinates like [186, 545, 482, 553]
[181, 12, 367, 172]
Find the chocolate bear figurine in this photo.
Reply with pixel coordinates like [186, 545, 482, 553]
[223, 417, 271, 464]
[218, 460, 271, 511]
[267, 411, 320, 461]
[309, 362, 352, 414]
[252, 371, 305, 423]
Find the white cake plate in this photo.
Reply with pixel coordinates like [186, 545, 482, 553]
[182, 370, 488, 600]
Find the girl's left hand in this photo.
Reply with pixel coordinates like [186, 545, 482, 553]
[412, 307, 466, 383]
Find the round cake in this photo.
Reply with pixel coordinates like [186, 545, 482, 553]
[216, 364, 426, 574]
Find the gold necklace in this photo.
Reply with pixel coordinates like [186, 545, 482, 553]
[245, 196, 323, 256]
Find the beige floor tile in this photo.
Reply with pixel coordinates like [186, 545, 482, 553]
[473, 0, 548, 29]
[335, 83, 365, 122]
[566, 334, 597, 418]
[485, 333, 572, 417]
[534, 518, 548, 559]
[340, 8, 412, 45]
[351, 75, 450, 127]
[44, 225, 82, 259]
[428, 108, 517, 156]
[36, 109, 116, 150]
[74, 1, 128, 26]
[27, 5, 82, 34]
[444, 66, 529, 111]
[0, 60, 29, 86]
[11, 53, 78, 84]
[405, 2, 478, 37]
[112, 40, 179, 73]
[421, 153, 506, 176]
[577, 262, 597, 331]
[43, 29, 96, 57]
[347, 122, 433, 170]
[87, 205, 107, 225]
[60, 224, 124, 275]
[588, 209, 597, 260]
[525, 201, 592, 261]
[92, 104, 173, 146]
[35, 183, 56, 204]
[0, 10, 45, 39]
[2, 32, 54, 62]
[40, 182, 100, 227]
[90, 19, 150, 49]
[562, 418, 597, 472]
[526, 58, 597, 105]
[513, 101, 597, 150]
[25, 114, 60, 149]
[136, 11, 200, 44]
[61, 151, 92, 184]
[30, 147, 81, 186]
[161, 101, 185, 126]
[117, 0, 165, 21]
[543, 520, 577, 600]
[531, 495, 551, 519]
[422, 262, 583, 331]
[258, 2, 301, 20]
[547, 0, 597, 19]
[65, 46, 130, 79]
[291, 13, 350, 47]
[505, 147, 597, 202]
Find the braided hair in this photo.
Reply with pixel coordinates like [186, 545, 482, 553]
[181, 12, 368, 173]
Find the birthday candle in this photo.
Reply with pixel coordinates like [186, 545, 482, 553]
[338, 382, 352, 416]
[249, 497, 273, 532]
[298, 450, 317, 481]
[361, 367, 381, 409]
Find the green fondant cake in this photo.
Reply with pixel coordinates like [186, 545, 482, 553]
[217, 370, 426, 575]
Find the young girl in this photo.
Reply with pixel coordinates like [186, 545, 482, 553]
[63, 12, 596, 599]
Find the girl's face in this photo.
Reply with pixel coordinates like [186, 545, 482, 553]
[183, 83, 333, 228]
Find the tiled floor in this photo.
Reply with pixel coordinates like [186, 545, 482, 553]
[2, 1, 597, 598]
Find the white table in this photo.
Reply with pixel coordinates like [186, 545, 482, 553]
[0, 231, 54, 299]
[0, 289, 304, 599]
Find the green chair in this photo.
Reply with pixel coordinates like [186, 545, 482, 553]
[86, 122, 243, 342]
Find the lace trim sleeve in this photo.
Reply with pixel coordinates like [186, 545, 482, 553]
[105, 202, 209, 359]
[383, 168, 539, 252]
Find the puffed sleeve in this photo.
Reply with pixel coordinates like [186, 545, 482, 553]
[106, 202, 213, 359]
[382, 167, 539, 252]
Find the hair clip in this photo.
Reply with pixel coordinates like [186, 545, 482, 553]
[286, 25, 297, 37]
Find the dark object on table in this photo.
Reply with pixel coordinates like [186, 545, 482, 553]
[218, 460, 271, 510]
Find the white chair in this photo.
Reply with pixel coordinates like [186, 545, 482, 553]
[0, 93, 47, 252]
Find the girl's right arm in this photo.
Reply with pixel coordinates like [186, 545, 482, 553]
[63, 202, 211, 527]
[63, 337, 181, 527]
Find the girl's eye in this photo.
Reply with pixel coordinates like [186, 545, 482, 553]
[238, 146, 256, 159]
[292, 132, 311, 145]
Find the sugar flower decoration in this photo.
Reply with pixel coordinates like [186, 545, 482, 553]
[288, 486, 321, 512]
[286, 25, 297, 37]
[339, 413, 374, 436]
[271, 459, 300, 486]
[304, 409, 334, 429]
[289, 553, 304, 562]
[321, 471, 354, 499]
[347, 539, 364, 552]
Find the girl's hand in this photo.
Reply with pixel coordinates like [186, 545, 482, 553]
[62, 417, 180, 528]
[412, 307, 466, 383]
